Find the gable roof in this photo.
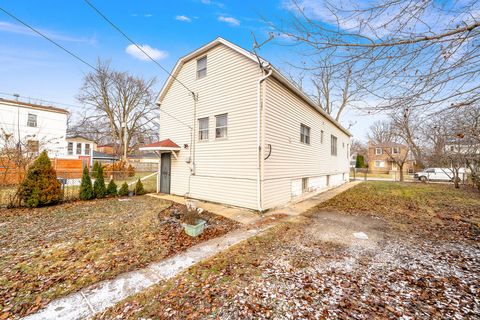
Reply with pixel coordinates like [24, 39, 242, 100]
[0, 98, 69, 115]
[157, 37, 352, 137]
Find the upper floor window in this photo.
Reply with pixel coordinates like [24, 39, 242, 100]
[375, 147, 382, 155]
[197, 56, 207, 79]
[27, 113, 37, 127]
[76, 143, 82, 155]
[215, 114, 228, 139]
[331, 135, 338, 156]
[68, 142, 73, 155]
[392, 146, 400, 154]
[300, 124, 310, 144]
[198, 117, 209, 141]
[85, 143, 90, 155]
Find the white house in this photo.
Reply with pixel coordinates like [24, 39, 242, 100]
[0, 98, 69, 158]
[64, 135, 97, 166]
[141, 38, 352, 211]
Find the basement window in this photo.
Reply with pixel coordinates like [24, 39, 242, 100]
[302, 177, 309, 193]
[197, 56, 207, 79]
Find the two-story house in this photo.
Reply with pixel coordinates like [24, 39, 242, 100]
[0, 98, 69, 158]
[140, 38, 352, 211]
[367, 142, 415, 173]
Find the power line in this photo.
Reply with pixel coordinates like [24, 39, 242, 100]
[0, 7, 98, 72]
[83, 0, 196, 97]
[0, 92, 87, 110]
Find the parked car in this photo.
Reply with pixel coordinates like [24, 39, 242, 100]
[414, 168, 467, 182]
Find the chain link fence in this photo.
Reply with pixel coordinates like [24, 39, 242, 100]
[0, 170, 158, 207]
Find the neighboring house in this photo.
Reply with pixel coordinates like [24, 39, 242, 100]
[92, 151, 119, 165]
[64, 135, 97, 166]
[0, 98, 68, 158]
[141, 37, 351, 211]
[350, 152, 357, 168]
[97, 143, 119, 155]
[368, 142, 415, 173]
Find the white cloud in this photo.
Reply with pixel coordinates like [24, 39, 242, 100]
[144, 14, 153, 18]
[175, 15, 192, 22]
[125, 44, 168, 61]
[201, 0, 224, 8]
[0, 21, 94, 43]
[218, 16, 240, 26]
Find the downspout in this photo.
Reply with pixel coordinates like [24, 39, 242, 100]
[257, 66, 272, 212]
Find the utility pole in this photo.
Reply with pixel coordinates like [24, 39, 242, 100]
[122, 121, 128, 162]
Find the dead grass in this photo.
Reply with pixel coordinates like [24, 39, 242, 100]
[0, 196, 238, 318]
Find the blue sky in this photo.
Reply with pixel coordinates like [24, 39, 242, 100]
[0, 0, 374, 139]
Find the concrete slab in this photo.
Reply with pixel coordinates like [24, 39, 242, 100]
[147, 193, 261, 225]
[267, 181, 362, 216]
[23, 228, 266, 320]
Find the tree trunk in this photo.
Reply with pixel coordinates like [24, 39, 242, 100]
[399, 164, 404, 182]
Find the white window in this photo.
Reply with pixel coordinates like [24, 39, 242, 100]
[76, 143, 82, 155]
[392, 147, 400, 154]
[331, 135, 337, 156]
[198, 117, 209, 141]
[27, 113, 37, 127]
[85, 143, 90, 155]
[300, 124, 310, 144]
[215, 114, 228, 139]
[302, 177, 309, 193]
[375, 147, 382, 155]
[320, 130, 324, 144]
[197, 56, 207, 79]
[375, 160, 385, 168]
[68, 142, 73, 155]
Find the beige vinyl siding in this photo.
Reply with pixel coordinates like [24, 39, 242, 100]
[159, 44, 261, 209]
[262, 77, 350, 209]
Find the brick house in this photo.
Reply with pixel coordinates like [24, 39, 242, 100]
[367, 142, 415, 173]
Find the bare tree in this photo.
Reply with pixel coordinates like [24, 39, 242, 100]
[390, 108, 424, 168]
[382, 145, 410, 182]
[367, 120, 394, 143]
[274, 0, 480, 112]
[76, 60, 158, 160]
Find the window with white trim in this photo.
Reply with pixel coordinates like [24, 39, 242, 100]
[375, 160, 385, 168]
[85, 143, 90, 155]
[392, 146, 400, 154]
[197, 56, 207, 79]
[300, 124, 310, 144]
[375, 147, 382, 155]
[331, 135, 337, 156]
[27, 113, 37, 127]
[76, 143, 82, 155]
[68, 142, 73, 155]
[215, 114, 228, 139]
[198, 117, 209, 141]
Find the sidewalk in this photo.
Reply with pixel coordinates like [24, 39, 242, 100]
[23, 228, 266, 320]
[267, 181, 362, 216]
[24, 181, 360, 320]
